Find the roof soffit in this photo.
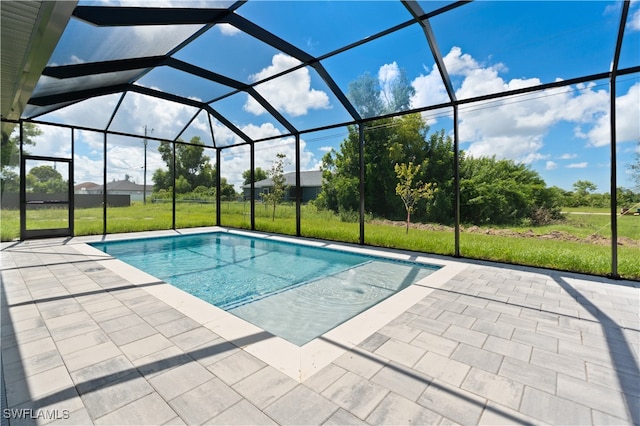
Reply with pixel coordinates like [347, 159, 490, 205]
[1, 1, 77, 140]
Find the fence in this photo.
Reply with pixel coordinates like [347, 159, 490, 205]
[0, 193, 130, 209]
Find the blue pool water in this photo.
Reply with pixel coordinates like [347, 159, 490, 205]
[91, 232, 439, 345]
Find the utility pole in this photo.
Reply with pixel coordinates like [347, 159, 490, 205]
[143, 126, 153, 204]
[143, 126, 148, 204]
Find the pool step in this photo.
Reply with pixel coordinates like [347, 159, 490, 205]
[219, 260, 374, 311]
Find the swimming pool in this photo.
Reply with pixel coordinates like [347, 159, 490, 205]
[91, 232, 440, 345]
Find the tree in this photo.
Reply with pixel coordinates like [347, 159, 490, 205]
[261, 153, 288, 221]
[319, 71, 430, 221]
[218, 177, 237, 201]
[459, 156, 560, 225]
[617, 187, 639, 209]
[382, 68, 414, 113]
[573, 180, 597, 196]
[242, 167, 268, 185]
[175, 175, 191, 194]
[26, 165, 66, 193]
[152, 168, 172, 193]
[153, 136, 215, 192]
[570, 180, 598, 207]
[347, 73, 384, 118]
[320, 72, 563, 228]
[1, 123, 41, 194]
[347, 69, 415, 118]
[318, 113, 443, 221]
[395, 162, 437, 233]
[421, 129, 456, 224]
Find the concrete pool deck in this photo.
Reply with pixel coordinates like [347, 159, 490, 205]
[1, 227, 639, 425]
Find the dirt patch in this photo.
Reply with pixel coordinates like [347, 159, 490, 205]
[370, 219, 640, 248]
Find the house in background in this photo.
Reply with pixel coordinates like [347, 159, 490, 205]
[73, 182, 100, 194]
[243, 170, 323, 203]
[76, 179, 153, 203]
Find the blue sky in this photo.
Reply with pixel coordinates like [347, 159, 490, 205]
[25, 1, 640, 192]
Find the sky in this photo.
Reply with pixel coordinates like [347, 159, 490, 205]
[19, 0, 640, 193]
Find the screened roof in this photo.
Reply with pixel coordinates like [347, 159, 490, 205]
[2, 1, 639, 150]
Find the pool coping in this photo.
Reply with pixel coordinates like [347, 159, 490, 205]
[69, 227, 468, 382]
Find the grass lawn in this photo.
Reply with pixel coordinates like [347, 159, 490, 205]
[562, 207, 611, 213]
[2, 202, 638, 280]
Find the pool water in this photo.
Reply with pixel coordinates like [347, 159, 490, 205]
[91, 232, 439, 345]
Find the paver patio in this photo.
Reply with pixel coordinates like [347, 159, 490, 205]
[1, 230, 638, 425]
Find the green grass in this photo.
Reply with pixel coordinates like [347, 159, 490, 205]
[458, 233, 633, 276]
[561, 206, 610, 213]
[487, 213, 639, 240]
[1, 202, 638, 280]
[364, 223, 455, 255]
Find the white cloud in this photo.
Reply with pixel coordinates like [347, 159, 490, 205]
[69, 140, 165, 185]
[559, 83, 609, 122]
[40, 94, 120, 131]
[628, 8, 640, 31]
[443, 46, 480, 75]
[577, 82, 640, 147]
[558, 153, 578, 160]
[71, 139, 166, 188]
[218, 23, 241, 36]
[73, 155, 104, 183]
[76, 130, 106, 152]
[546, 161, 558, 170]
[378, 62, 401, 106]
[31, 126, 73, 159]
[44, 89, 199, 141]
[604, 2, 622, 16]
[39, 90, 209, 183]
[118, 91, 201, 138]
[36, 108, 323, 189]
[456, 67, 509, 100]
[244, 54, 330, 117]
[567, 162, 589, 168]
[410, 46, 627, 164]
[318, 146, 333, 153]
[410, 64, 449, 109]
[240, 122, 282, 140]
[69, 55, 85, 65]
[463, 134, 546, 164]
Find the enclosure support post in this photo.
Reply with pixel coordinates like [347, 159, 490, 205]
[70, 128, 75, 236]
[216, 149, 221, 226]
[608, 0, 628, 279]
[172, 142, 176, 230]
[143, 126, 148, 205]
[19, 122, 25, 240]
[250, 143, 255, 230]
[359, 123, 365, 245]
[610, 80, 619, 279]
[103, 132, 107, 236]
[453, 105, 460, 257]
[295, 133, 301, 237]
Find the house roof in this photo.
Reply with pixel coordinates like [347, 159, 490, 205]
[86, 179, 153, 192]
[243, 170, 322, 189]
[74, 181, 100, 191]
